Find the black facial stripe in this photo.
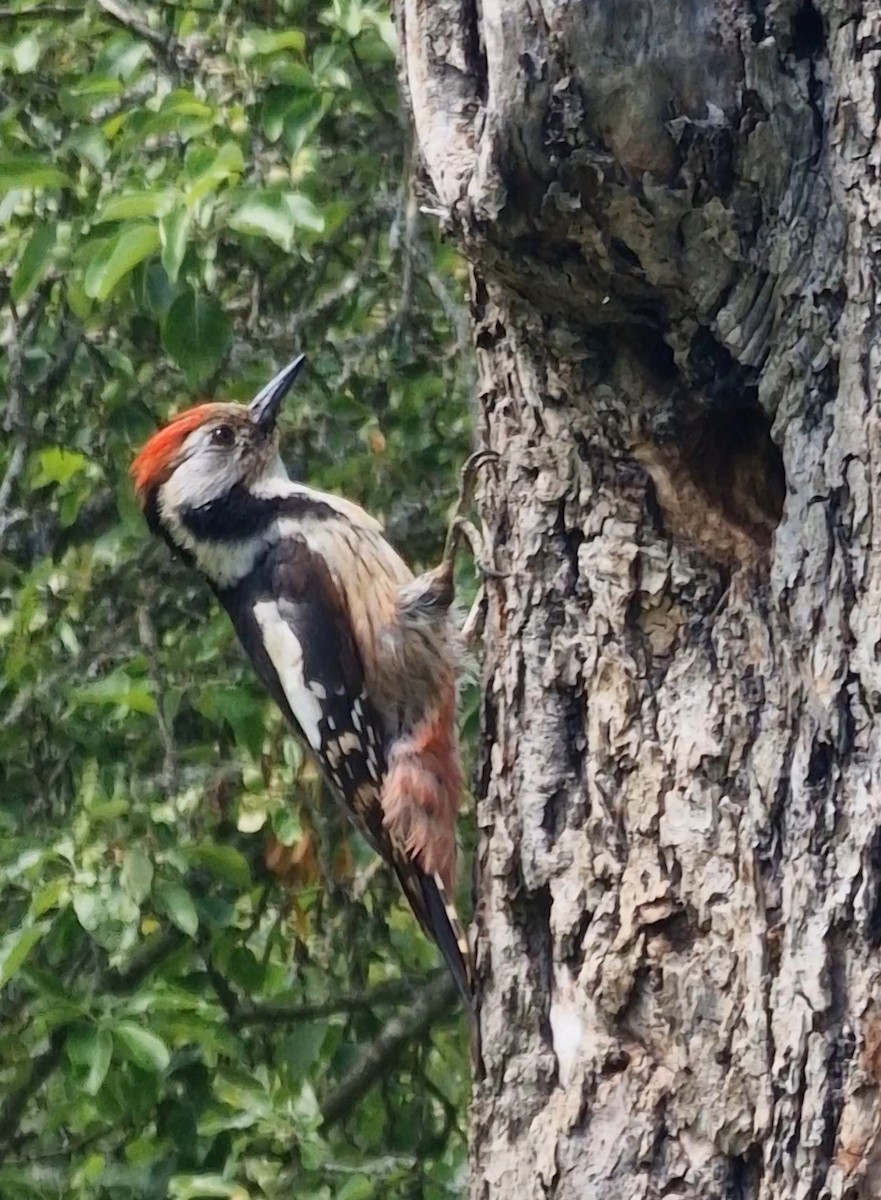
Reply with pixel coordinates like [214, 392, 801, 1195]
[142, 486, 162, 535]
[180, 485, 337, 542]
[143, 485, 196, 566]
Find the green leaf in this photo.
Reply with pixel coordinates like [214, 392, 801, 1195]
[137, 92, 214, 141]
[161, 288, 231, 385]
[12, 35, 42, 73]
[284, 193, 325, 233]
[154, 880, 199, 937]
[65, 74, 122, 104]
[31, 446, 88, 489]
[95, 191, 173, 223]
[337, 1177, 375, 1200]
[283, 1022, 328, 1080]
[73, 670, 157, 716]
[114, 1022, 170, 1073]
[158, 89, 214, 118]
[0, 156, 69, 193]
[207, 688, 265, 757]
[72, 891, 101, 932]
[159, 207, 191, 283]
[228, 193, 297, 251]
[225, 947, 265, 992]
[84, 223, 160, 300]
[67, 126, 110, 170]
[137, 261, 174, 317]
[0, 923, 48, 991]
[121, 848, 153, 904]
[228, 190, 323, 250]
[184, 141, 244, 207]
[169, 1176, 247, 1200]
[66, 1026, 100, 1066]
[12, 222, 56, 302]
[239, 28, 306, 58]
[186, 843, 251, 889]
[30, 878, 69, 918]
[271, 805, 301, 846]
[86, 1028, 114, 1094]
[66, 272, 92, 320]
[96, 37, 149, 82]
[67, 1026, 115, 1095]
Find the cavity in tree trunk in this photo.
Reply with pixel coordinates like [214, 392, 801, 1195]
[399, 2, 881, 1197]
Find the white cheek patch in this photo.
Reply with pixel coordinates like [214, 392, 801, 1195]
[158, 431, 268, 589]
[252, 600, 324, 752]
[157, 485, 266, 589]
[163, 435, 242, 511]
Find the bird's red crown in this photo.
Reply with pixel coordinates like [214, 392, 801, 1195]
[130, 403, 227, 499]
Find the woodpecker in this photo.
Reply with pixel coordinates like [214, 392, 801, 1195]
[131, 356, 474, 1004]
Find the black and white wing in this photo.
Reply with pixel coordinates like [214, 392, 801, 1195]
[220, 536, 471, 1003]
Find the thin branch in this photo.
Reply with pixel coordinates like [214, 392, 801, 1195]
[0, 682, 39, 731]
[0, 300, 26, 542]
[0, 6, 80, 16]
[229, 977, 426, 1029]
[319, 972, 458, 1130]
[3, 487, 118, 570]
[348, 36, 398, 129]
[199, 935, 240, 1020]
[0, 1029, 66, 1155]
[92, 77, 160, 123]
[1, 322, 84, 551]
[0, 929, 185, 1155]
[96, 0, 168, 52]
[390, 166, 419, 351]
[103, 929, 186, 994]
[3, 1129, 107, 1166]
[137, 604, 178, 793]
[95, 0, 193, 76]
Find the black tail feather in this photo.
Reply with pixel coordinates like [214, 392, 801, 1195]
[395, 864, 473, 1008]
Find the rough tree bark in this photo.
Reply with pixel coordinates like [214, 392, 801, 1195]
[398, 2, 881, 1197]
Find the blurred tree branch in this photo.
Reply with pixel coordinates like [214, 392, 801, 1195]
[320, 972, 458, 1130]
[230, 976, 430, 1028]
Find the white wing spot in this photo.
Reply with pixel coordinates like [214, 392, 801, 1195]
[337, 731, 361, 757]
[252, 601, 324, 753]
[309, 680, 327, 700]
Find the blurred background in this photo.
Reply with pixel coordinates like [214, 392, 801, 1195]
[0, 2, 475, 1196]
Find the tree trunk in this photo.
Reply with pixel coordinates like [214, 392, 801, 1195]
[399, 1, 881, 1196]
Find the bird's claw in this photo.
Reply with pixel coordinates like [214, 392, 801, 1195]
[447, 516, 506, 579]
[442, 448, 500, 568]
[458, 449, 500, 509]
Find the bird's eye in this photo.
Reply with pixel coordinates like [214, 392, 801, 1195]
[211, 424, 235, 449]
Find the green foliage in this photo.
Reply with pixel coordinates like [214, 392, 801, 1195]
[0, 1, 475, 1196]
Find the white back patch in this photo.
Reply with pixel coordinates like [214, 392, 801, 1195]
[252, 600, 324, 752]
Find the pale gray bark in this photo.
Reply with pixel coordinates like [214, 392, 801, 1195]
[399, 1, 881, 1197]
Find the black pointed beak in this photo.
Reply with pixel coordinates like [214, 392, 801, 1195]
[248, 353, 306, 432]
